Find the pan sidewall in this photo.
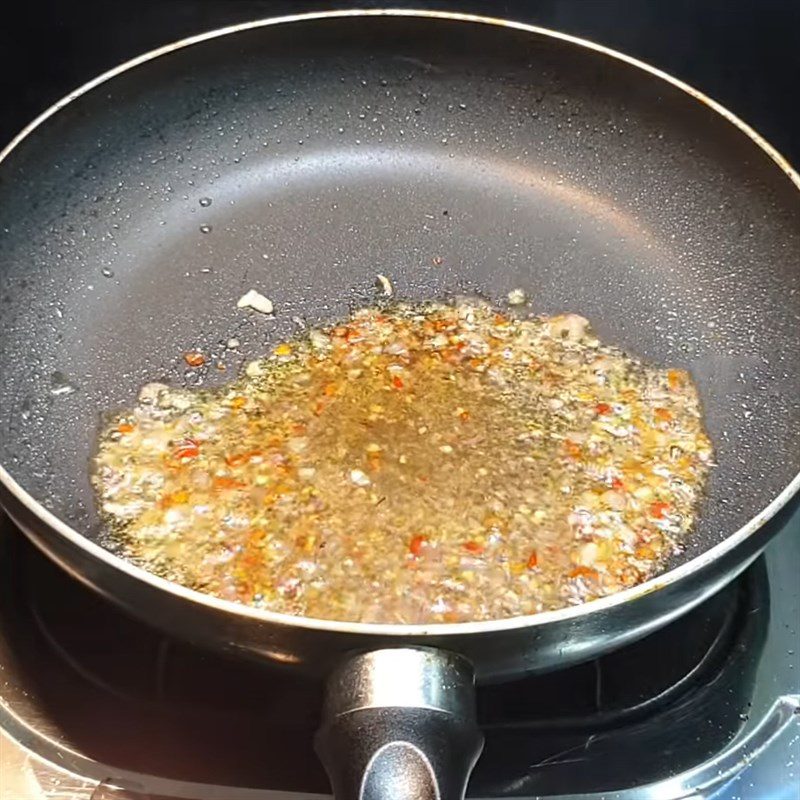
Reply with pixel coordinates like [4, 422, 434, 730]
[1, 481, 778, 680]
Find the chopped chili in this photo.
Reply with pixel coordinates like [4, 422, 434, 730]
[654, 407, 673, 422]
[569, 566, 599, 580]
[408, 534, 427, 557]
[172, 439, 200, 461]
[214, 476, 246, 490]
[667, 369, 685, 390]
[649, 501, 671, 519]
[564, 440, 582, 459]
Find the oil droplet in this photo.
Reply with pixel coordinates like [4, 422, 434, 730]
[199, 197, 212, 207]
[199, 224, 212, 234]
[101, 268, 114, 278]
[20, 397, 33, 420]
[50, 371, 77, 397]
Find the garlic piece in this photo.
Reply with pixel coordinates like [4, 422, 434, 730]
[349, 469, 371, 487]
[375, 273, 394, 297]
[547, 313, 589, 341]
[237, 289, 274, 315]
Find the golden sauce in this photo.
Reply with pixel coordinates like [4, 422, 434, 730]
[93, 302, 712, 623]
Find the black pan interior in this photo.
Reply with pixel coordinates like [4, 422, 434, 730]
[0, 15, 798, 569]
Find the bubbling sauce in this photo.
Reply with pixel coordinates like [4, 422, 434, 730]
[93, 301, 712, 624]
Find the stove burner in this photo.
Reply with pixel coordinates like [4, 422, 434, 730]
[0, 525, 769, 796]
[474, 567, 767, 796]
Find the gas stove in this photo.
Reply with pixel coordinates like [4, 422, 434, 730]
[0, 508, 797, 800]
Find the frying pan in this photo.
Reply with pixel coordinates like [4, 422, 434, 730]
[0, 10, 798, 799]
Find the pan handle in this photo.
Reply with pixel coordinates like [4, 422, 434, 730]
[315, 647, 483, 800]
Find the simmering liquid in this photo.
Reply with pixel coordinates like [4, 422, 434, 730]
[93, 301, 712, 624]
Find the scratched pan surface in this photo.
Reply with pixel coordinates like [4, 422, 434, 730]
[0, 13, 798, 646]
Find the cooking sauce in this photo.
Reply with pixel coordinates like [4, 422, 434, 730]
[93, 301, 712, 624]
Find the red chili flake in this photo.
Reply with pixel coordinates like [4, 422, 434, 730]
[225, 450, 263, 467]
[408, 535, 427, 557]
[569, 566, 599, 580]
[667, 369, 685, 390]
[649, 501, 670, 519]
[117, 422, 135, 434]
[595, 402, 612, 416]
[458, 409, 471, 422]
[564, 440, 582, 459]
[611, 477, 625, 491]
[391, 375, 405, 390]
[527, 551, 539, 569]
[172, 439, 200, 461]
[654, 407, 673, 422]
[464, 540, 485, 555]
[214, 476, 246, 490]
[183, 351, 205, 368]
[240, 548, 262, 570]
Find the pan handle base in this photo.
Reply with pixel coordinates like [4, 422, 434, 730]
[315, 647, 483, 800]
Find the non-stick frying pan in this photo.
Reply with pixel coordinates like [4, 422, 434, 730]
[0, 10, 798, 799]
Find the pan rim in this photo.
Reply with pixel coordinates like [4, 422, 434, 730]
[1, 8, 798, 638]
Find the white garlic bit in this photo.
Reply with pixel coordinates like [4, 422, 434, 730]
[349, 469, 371, 487]
[507, 288, 527, 306]
[245, 360, 265, 378]
[546, 313, 589, 342]
[237, 289, 274, 315]
[376, 273, 394, 297]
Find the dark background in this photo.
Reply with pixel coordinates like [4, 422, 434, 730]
[1, 0, 799, 162]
